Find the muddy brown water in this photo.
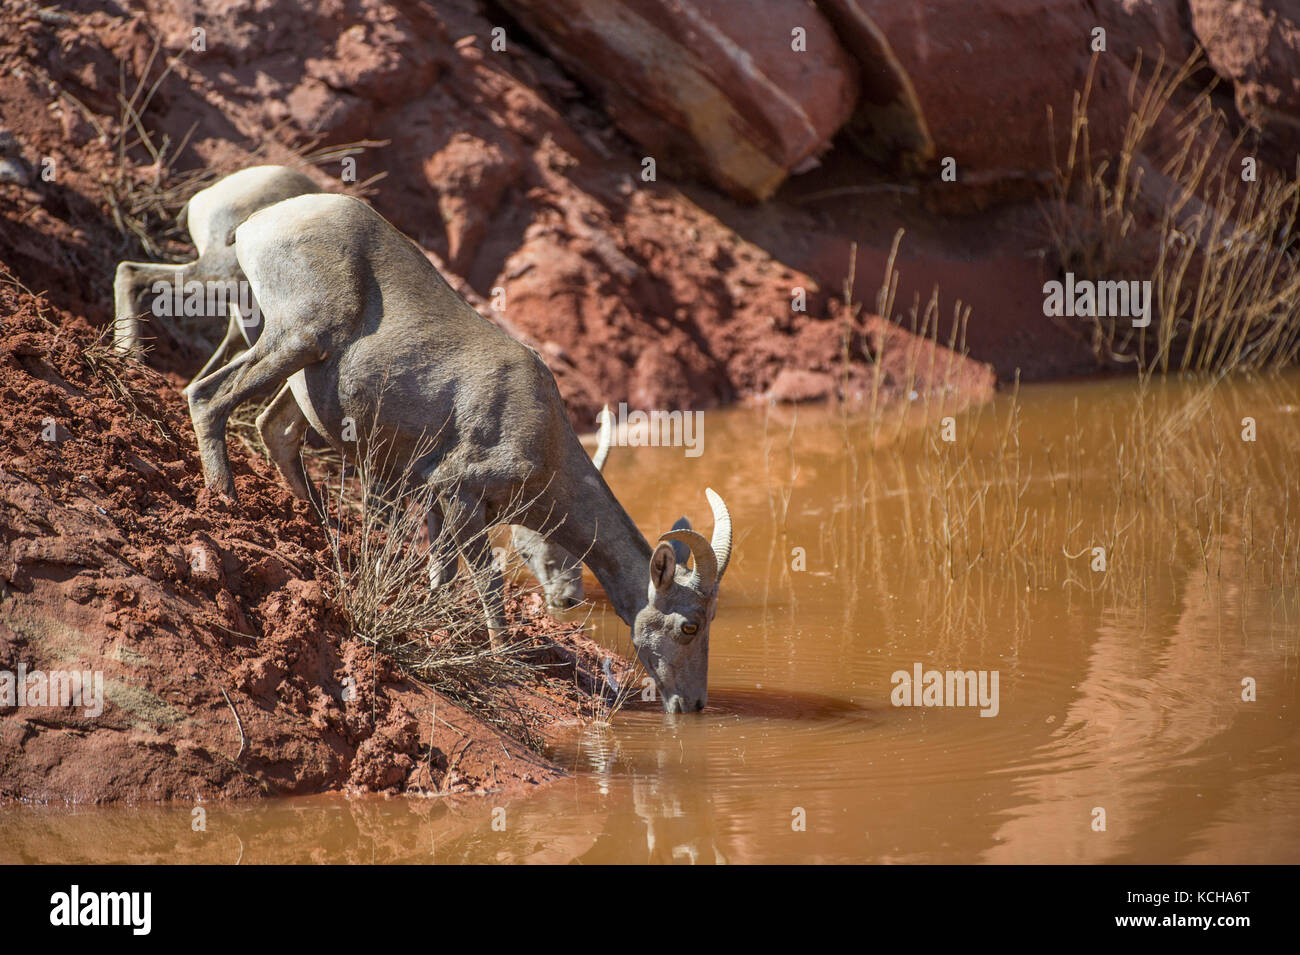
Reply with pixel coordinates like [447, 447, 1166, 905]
[3, 375, 1299, 863]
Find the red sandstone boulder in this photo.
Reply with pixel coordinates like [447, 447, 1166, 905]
[814, 0, 1156, 187]
[1189, 0, 1300, 152]
[496, 0, 860, 201]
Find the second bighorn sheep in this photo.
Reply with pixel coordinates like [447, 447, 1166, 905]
[112, 165, 322, 384]
[187, 193, 732, 712]
[510, 404, 613, 610]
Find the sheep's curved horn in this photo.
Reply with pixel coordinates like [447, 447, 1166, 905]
[706, 487, 732, 582]
[658, 529, 717, 592]
[592, 404, 613, 471]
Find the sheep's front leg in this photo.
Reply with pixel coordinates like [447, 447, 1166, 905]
[112, 261, 193, 354]
[187, 332, 320, 499]
[256, 381, 314, 503]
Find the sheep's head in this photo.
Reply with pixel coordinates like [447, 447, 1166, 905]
[512, 525, 584, 609]
[632, 488, 732, 714]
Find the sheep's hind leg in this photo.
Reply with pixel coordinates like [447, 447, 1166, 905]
[188, 311, 249, 394]
[187, 332, 321, 499]
[112, 260, 193, 355]
[256, 381, 315, 504]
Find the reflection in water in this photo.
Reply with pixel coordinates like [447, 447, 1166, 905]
[1, 375, 1298, 862]
[701, 687, 874, 722]
[986, 521, 1300, 863]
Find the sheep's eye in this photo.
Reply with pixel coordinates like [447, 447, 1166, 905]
[681, 622, 698, 636]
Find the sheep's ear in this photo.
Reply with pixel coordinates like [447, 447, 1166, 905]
[650, 542, 677, 592]
[669, 516, 692, 566]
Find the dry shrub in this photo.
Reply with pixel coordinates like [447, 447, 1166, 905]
[100, 37, 387, 256]
[316, 415, 626, 744]
[78, 322, 172, 441]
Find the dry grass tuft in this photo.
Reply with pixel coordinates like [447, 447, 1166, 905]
[791, 235, 1300, 651]
[1043, 50, 1300, 376]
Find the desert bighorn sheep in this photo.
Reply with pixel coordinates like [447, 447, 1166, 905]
[113, 165, 608, 603]
[187, 193, 732, 712]
[112, 165, 322, 386]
